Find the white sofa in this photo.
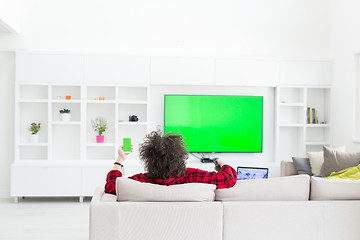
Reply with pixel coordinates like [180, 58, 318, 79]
[90, 165, 360, 240]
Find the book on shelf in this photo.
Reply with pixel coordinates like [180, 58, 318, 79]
[306, 107, 319, 124]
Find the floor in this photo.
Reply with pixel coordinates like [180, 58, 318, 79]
[0, 197, 90, 240]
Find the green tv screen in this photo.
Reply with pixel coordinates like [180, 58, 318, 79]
[164, 95, 263, 153]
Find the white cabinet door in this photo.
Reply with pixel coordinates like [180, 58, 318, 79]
[82, 168, 109, 196]
[215, 59, 279, 86]
[11, 167, 82, 196]
[280, 61, 332, 85]
[84, 56, 150, 84]
[16, 53, 84, 83]
[151, 57, 215, 85]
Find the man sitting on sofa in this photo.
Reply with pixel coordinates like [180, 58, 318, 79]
[105, 131, 237, 195]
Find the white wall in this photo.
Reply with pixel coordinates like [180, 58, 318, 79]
[0, 52, 15, 198]
[331, 0, 360, 151]
[0, 0, 331, 58]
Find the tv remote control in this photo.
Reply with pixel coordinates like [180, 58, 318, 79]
[213, 159, 221, 171]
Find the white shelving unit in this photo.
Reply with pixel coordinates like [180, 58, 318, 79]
[12, 82, 149, 201]
[275, 86, 331, 161]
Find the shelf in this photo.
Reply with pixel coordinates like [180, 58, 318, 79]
[13, 161, 85, 167]
[52, 83, 82, 87]
[17, 82, 48, 86]
[52, 85, 81, 101]
[16, 159, 48, 163]
[306, 124, 330, 128]
[278, 87, 305, 104]
[18, 143, 49, 146]
[279, 124, 304, 127]
[18, 99, 48, 103]
[51, 121, 81, 125]
[305, 142, 330, 146]
[86, 100, 116, 104]
[118, 101, 147, 104]
[118, 86, 148, 102]
[86, 143, 116, 147]
[52, 100, 81, 103]
[86, 159, 115, 161]
[279, 103, 305, 107]
[117, 122, 148, 126]
[18, 84, 48, 100]
[87, 86, 116, 101]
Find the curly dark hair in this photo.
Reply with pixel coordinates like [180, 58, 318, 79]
[139, 131, 188, 179]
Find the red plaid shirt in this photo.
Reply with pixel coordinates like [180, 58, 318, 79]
[105, 165, 237, 195]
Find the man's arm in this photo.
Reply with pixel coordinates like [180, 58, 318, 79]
[104, 145, 129, 195]
[186, 164, 237, 189]
[104, 170, 122, 195]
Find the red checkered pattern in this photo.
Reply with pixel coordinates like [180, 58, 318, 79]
[105, 165, 237, 195]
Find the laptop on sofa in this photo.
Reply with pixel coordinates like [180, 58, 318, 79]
[237, 166, 269, 180]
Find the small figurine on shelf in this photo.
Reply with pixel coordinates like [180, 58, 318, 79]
[59, 108, 71, 122]
[29, 122, 41, 143]
[91, 117, 107, 143]
[65, 95, 71, 100]
[99, 96, 105, 100]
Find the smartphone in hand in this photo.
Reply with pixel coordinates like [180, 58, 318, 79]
[123, 137, 132, 152]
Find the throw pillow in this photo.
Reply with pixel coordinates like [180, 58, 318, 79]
[307, 145, 346, 175]
[116, 178, 216, 202]
[325, 164, 360, 180]
[320, 146, 360, 177]
[292, 157, 312, 176]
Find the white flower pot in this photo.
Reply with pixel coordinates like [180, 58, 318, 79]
[61, 113, 71, 122]
[30, 134, 39, 143]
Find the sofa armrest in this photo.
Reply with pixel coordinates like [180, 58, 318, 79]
[281, 161, 298, 176]
[90, 187, 223, 240]
[91, 186, 117, 203]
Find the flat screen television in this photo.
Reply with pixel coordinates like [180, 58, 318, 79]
[164, 95, 263, 153]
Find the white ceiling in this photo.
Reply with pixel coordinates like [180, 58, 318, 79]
[0, 25, 10, 33]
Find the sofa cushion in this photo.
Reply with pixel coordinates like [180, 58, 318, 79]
[215, 175, 310, 201]
[320, 146, 360, 177]
[292, 157, 312, 176]
[307, 146, 346, 176]
[116, 178, 216, 202]
[310, 176, 360, 200]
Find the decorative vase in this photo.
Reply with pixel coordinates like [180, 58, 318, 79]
[96, 135, 104, 143]
[61, 113, 71, 122]
[30, 134, 39, 143]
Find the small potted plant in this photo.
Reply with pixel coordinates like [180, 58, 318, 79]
[29, 122, 41, 143]
[91, 117, 107, 143]
[59, 108, 71, 122]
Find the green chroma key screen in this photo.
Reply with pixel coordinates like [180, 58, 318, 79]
[164, 95, 263, 153]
